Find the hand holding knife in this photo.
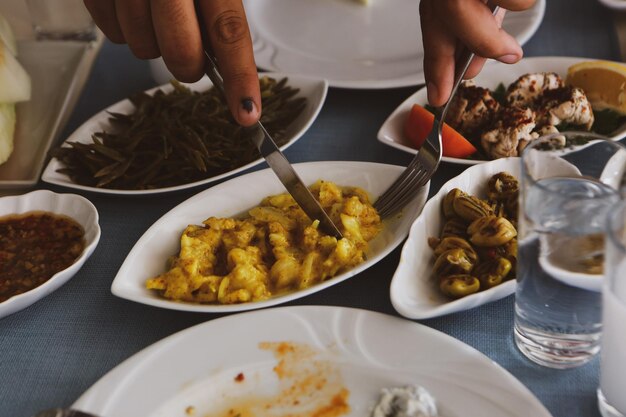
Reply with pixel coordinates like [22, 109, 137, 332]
[190, 0, 342, 239]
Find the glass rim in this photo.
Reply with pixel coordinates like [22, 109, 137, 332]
[521, 132, 625, 197]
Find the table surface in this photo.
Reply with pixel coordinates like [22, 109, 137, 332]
[0, 1, 620, 416]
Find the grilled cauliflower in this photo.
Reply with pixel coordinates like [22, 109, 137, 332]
[481, 106, 536, 159]
[445, 80, 501, 137]
[506, 72, 564, 107]
[535, 86, 595, 130]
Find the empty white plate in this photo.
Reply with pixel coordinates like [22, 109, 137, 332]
[245, 0, 545, 89]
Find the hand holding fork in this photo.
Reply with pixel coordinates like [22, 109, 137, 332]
[374, 2, 501, 219]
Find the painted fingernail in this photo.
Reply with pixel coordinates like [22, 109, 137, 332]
[241, 97, 254, 113]
[497, 54, 520, 64]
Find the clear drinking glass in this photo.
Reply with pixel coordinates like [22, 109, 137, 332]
[26, 0, 96, 41]
[514, 132, 626, 369]
[598, 199, 626, 417]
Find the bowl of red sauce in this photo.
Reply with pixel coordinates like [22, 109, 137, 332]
[0, 190, 100, 318]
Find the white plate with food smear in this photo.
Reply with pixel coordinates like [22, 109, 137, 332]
[378, 56, 626, 165]
[111, 161, 429, 313]
[41, 73, 328, 195]
[244, 0, 545, 89]
[72, 305, 552, 417]
[390, 158, 520, 320]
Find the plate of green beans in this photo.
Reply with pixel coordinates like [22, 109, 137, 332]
[41, 74, 328, 194]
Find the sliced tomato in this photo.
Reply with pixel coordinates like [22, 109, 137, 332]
[403, 104, 477, 159]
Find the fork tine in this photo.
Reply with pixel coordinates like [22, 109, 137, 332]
[374, 157, 424, 210]
[377, 168, 430, 217]
[378, 176, 428, 218]
[375, 164, 426, 214]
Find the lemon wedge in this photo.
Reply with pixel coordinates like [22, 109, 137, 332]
[566, 60, 626, 114]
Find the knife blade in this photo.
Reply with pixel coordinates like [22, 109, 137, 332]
[202, 51, 343, 239]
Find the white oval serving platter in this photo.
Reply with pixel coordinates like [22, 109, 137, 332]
[111, 161, 429, 313]
[42, 73, 328, 195]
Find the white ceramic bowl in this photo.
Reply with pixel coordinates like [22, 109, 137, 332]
[111, 161, 429, 313]
[390, 158, 520, 320]
[0, 190, 101, 318]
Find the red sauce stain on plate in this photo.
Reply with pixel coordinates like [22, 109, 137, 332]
[202, 341, 350, 417]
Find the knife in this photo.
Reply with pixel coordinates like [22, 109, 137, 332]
[202, 51, 343, 240]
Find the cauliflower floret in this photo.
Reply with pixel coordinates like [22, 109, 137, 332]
[446, 80, 501, 137]
[147, 181, 381, 304]
[316, 180, 343, 207]
[506, 72, 564, 107]
[481, 106, 536, 159]
[535, 86, 595, 130]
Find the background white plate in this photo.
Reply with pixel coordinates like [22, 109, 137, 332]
[596, 0, 626, 9]
[0, 190, 100, 318]
[72, 306, 552, 417]
[111, 161, 429, 312]
[245, 0, 545, 89]
[41, 73, 328, 195]
[390, 158, 520, 320]
[377, 56, 626, 165]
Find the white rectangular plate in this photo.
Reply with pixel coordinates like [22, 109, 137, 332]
[0, 37, 102, 189]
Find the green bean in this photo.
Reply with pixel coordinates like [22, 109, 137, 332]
[49, 77, 306, 190]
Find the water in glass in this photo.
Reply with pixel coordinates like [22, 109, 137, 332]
[514, 176, 618, 368]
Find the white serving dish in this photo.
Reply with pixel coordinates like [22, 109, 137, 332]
[111, 161, 429, 313]
[377, 56, 626, 166]
[390, 158, 520, 320]
[0, 38, 103, 189]
[73, 306, 553, 417]
[42, 73, 328, 195]
[0, 189, 101, 318]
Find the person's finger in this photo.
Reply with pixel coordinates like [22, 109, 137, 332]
[198, 0, 260, 127]
[464, 56, 488, 80]
[83, 0, 125, 44]
[463, 8, 506, 79]
[420, 0, 456, 107]
[492, 0, 536, 11]
[150, 0, 204, 83]
[434, 0, 523, 64]
[114, 0, 159, 59]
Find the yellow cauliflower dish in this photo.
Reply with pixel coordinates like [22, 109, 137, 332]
[146, 180, 381, 304]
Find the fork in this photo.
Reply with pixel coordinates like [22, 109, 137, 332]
[374, 2, 499, 219]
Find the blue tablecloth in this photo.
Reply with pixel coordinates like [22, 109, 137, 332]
[0, 1, 619, 416]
